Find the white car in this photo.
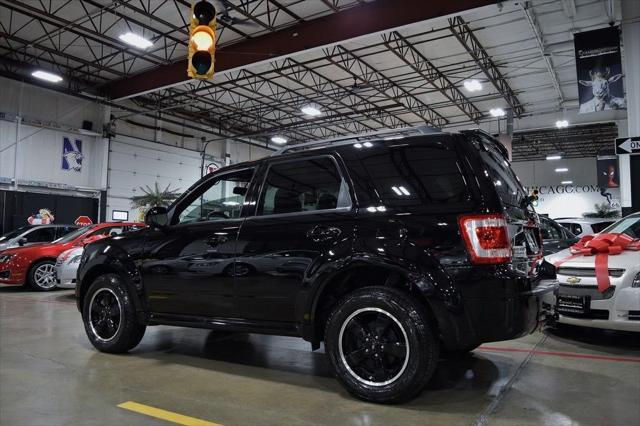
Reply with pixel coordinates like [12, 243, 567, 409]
[54, 247, 84, 289]
[554, 217, 615, 237]
[544, 213, 640, 332]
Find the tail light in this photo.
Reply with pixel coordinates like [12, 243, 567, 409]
[458, 214, 511, 264]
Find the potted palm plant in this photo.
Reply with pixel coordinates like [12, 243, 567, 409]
[131, 183, 181, 220]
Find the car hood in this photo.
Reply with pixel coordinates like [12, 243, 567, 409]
[545, 247, 640, 271]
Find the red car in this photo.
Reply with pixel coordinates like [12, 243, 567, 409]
[0, 222, 144, 291]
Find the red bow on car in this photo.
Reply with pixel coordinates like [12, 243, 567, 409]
[555, 233, 640, 293]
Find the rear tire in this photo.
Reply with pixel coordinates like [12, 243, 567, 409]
[82, 273, 146, 353]
[28, 260, 57, 291]
[324, 286, 439, 403]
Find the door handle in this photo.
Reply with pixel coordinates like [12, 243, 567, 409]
[307, 225, 341, 242]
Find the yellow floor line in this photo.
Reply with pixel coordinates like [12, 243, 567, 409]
[118, 401, 222, 426]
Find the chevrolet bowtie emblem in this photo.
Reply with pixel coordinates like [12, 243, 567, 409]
[566, 276, 581, 284]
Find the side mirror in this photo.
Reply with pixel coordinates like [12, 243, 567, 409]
[145, 206, 169, 228]
[18, 237, 27, 246]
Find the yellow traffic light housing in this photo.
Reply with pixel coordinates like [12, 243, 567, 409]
[188, 1, 217, 80]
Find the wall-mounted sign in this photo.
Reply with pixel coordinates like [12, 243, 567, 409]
[27, 209, 55, 225]
[62, 137, 84, 172]
[574, 26, 626, 113]
[615, 136, 640, 155]
[524, 184, 620, 218]
[74, 216, 93, 226]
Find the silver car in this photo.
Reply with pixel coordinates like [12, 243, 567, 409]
[0, 225, 78, 251]
[55, 247, 84, 289]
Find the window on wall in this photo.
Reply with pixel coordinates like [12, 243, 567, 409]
[175, 168, 254, 224]
[258, 157, 349, 216]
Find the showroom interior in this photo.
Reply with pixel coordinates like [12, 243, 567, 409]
[0, 0, 639, 424]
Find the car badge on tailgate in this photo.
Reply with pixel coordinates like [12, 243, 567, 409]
[566, 276, 581, 285]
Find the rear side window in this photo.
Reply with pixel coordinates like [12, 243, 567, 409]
[258, 157, 349, 215]
[591, 222, 613, 233]
[357, 145, 470, 208]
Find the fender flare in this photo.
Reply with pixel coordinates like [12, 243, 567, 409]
[76, 242, 147, 319]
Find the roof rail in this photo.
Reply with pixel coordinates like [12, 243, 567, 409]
[271, 125, 443, 156]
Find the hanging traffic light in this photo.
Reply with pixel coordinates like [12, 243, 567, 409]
[188, 1, 217, 80]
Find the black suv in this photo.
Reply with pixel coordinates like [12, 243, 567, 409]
[77, 131, 556, 403]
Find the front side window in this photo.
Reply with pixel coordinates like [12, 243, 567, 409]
[258, 157, 348, 216]
[175, 168, 254, 225]
[25, 227, 56, 243]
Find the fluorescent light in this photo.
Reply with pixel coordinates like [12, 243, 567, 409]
[300, 104, 322, 117]
[119, 32, 153, 49]
[398, 186, 410, 195]
[561, 180, 573, 184]
[222, 201, 240, 206]
[31, 70, 62, 83]
[463, 79, 482, 92]
[271, 136, 287, 144]
[546, 154, 562, 160]
[555, 168, 569, 173]
[490, 108, 506, 117]
[362, 141, 373, 148]
[555, 120, 569, 128]
[353, 143, 363, 149]
[391, 186, 402, 196]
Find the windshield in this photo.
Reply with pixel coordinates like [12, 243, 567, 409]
[0, 226, 33, 242]
[602, 215, 640, 238]
[52, 225, 94, 244]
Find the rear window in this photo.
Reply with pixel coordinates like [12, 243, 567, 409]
[356, 143, 470, 209]
[468, 132, 534, 220]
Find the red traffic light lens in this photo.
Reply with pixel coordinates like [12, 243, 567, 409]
[192, 29, 214, 51]
[194, 1, 216, 25]
[192, 51, 212, 75]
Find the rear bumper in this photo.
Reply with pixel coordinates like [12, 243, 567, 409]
[435, 278, 558, 350]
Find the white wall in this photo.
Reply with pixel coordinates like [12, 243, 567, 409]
[107, 135, 213, 221]
[511, 157, 597, 186]
[511, 157, 621, 218]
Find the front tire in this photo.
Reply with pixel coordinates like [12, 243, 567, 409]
[82, 273, 146, 353]
[28, 260, 57, 291]
[324, 286, 439, 403]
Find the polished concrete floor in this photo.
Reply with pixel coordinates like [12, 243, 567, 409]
[1, 285, 639, 426]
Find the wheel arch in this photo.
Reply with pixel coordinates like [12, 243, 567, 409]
[305, 256, 444, 345]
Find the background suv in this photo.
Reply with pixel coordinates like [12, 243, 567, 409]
[76, 131, 555, 403]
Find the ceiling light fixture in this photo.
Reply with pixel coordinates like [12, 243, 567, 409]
[555, 119, 569, 128]
[31, 70, 63, 83]
[546, 154, 562, 160]
[490, 108, 506, 117]
[270, 136, 287, 144]
[555, 167, 569, 173]
[300, 103, 322, 117]
[561, 180, 573, 184]
[119, 32, 153, 49]
[463, 79, 482, 92]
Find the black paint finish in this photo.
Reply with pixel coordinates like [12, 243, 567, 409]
[78, 131, 551, 351]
